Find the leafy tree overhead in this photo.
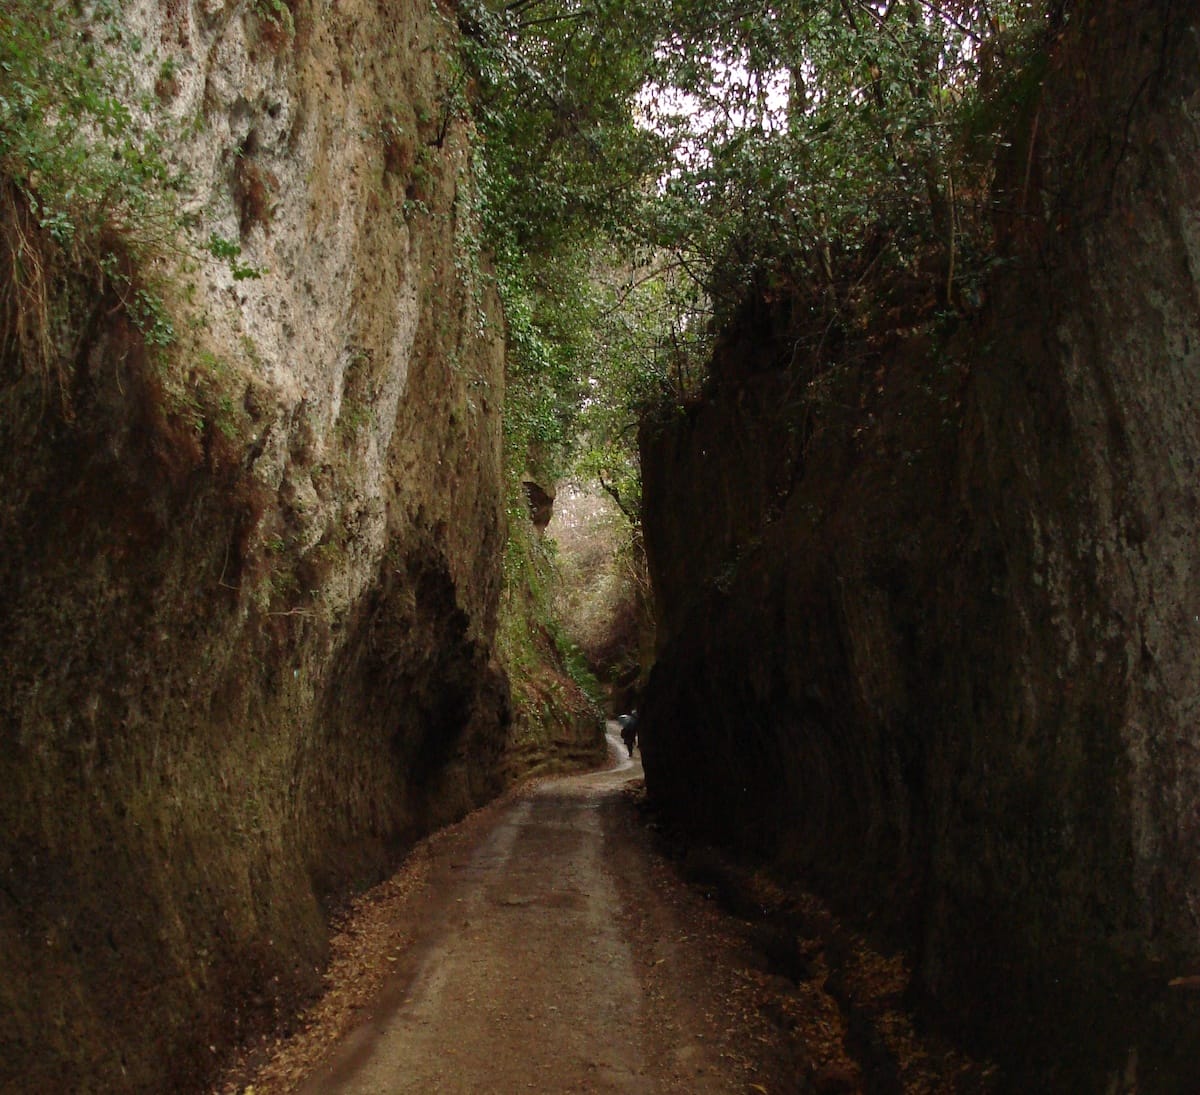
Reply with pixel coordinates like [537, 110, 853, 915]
[460, 0, 666, 256]
[647, 0, 1061, 321]
[461, 0, 1061, 518]
[456, 0, 669, 476]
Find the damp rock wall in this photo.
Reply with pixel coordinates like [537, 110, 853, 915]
[638, 3, 1200, 1088]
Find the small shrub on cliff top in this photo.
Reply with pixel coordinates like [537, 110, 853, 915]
[205, 233, 267, 281]
[251, 0, 296, 42]
[0, 2, 183, 252]
[0, 0, 186, 385]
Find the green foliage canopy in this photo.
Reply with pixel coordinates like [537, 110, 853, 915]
[457, 0, 671, 475]
[461, 0, 1060, 513]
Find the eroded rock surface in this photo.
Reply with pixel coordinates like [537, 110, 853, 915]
[639, 4, 1200, 1089]
[0, 2, 514, 1090]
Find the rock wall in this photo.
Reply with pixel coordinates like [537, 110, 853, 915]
[0, 1, 514, 1090]
[639, 3, 1200, 1088]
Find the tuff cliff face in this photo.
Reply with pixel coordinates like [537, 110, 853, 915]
[639, 3, 1200, 1088]
[0, 1, 515, 1090]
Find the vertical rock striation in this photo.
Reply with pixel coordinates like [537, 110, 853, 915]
[639, 2, 1200, 1087]
[0, 1, 513, 1090]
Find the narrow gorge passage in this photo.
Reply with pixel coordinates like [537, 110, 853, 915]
[291, 730, 760, 1094]
[231, 727, 989, 1095]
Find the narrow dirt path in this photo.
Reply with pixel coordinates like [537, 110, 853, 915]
[293, 730, 753, 1093]
[216, 728, 993, 1095]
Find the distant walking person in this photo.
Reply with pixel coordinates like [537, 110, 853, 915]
[618, 711, 639, 757]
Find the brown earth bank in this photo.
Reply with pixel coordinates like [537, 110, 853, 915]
[214, 730, 994, 1095]
[638, 2, 1200, 1090]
